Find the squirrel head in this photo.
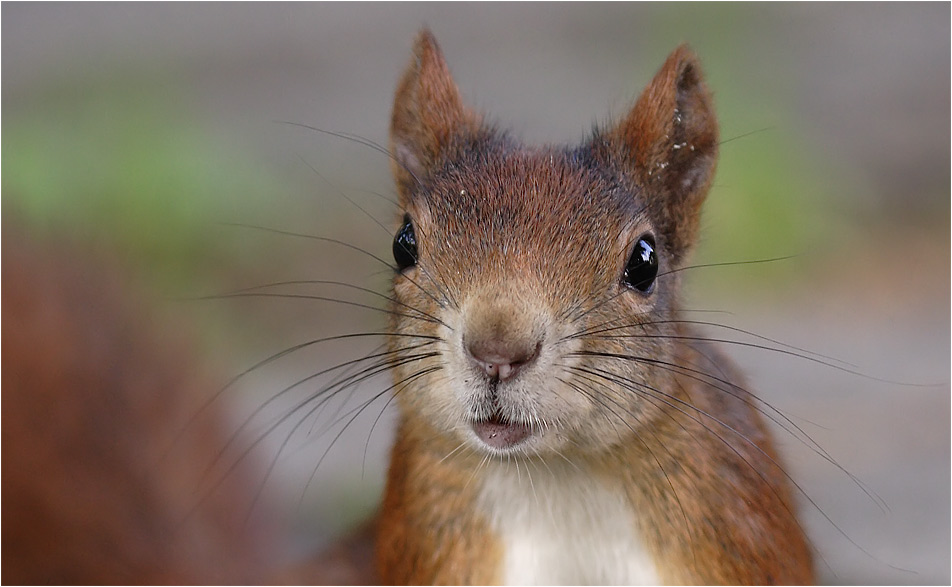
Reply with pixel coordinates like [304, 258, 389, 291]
[390, 29, 718, 266]
[386, 29, 719, 458]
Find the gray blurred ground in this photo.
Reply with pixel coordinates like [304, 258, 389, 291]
[3, 4, 949, 584]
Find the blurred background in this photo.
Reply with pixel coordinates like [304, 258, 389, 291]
[3, 4, 948, 584]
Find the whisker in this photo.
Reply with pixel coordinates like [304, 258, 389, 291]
[220, 221, 455, 316]
[171, 331, 402, 459]
[569, 362, 880, 563]
[299, 364, 444, 506]
[658, 254, 799, 279]
[190, 349, 440, 524]
[567, 316, 844, 365]
[195, 290, 443, 326]
[293, 156, 459, 311]
[208, 339, 437, 476]
[556, 372, 696, 555]
[274, 121, 424, 188]
[718, 126, 775, 146]
[437, 441, 470, 466]
[571, 348, 887, 512]
[245, 353, 440, 519]
[569, 365, 815, 529]
[208, 279, 448, 328]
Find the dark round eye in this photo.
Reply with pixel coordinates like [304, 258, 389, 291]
[623, 236, 658, 293]
[393, 214, 418, 271]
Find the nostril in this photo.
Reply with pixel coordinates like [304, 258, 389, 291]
[466, 338, 540, 382]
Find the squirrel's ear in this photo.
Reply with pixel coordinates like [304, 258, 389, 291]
[390, 29, 480, 191]
[612, 45, 718, 260]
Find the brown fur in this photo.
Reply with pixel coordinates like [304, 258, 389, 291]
[377, 419, 502, 585]
[616, 342, 813, 584]
[1, 226, 376, 585]
[2, 226, 277, 584]
[376, 30, 813, 584]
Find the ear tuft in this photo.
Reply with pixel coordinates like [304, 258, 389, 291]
[612, 45, 719, 261]
[390, 29, 480, 192]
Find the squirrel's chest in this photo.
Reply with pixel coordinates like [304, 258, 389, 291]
[477, 467, 660, 585]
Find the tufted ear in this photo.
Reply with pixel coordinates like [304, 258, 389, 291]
[612, 45, 719, 261]
[390, 29, 481, 194]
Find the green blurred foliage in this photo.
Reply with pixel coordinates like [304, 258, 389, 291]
[2, 67, 839, 312]
[4, 7, 939, 308]
[693, 97, 835, 296]
[3, 75, 280, 295]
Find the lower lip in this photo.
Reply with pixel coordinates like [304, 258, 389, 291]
[472, 416, 532, 450]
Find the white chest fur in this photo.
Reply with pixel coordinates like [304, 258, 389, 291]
[477, 463, 660, 585]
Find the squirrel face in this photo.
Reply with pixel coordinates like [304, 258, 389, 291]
[387, 31, 718, 460]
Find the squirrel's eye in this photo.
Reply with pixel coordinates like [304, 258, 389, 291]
[393, 215, 418, 271]
[623, 236, 658, 294]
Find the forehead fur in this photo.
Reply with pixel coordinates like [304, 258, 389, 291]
[403, 130, 651, 297]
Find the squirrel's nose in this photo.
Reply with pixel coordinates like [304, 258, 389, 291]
[466, 338, 541, 382]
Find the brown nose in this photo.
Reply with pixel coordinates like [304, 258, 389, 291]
[466, 337, 540, 382]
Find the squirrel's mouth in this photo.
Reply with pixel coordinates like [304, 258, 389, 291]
[472, 413, 533, 450]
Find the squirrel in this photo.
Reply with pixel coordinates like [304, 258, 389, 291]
[3, 30, 814, 585]
[374, 30, 814, 584]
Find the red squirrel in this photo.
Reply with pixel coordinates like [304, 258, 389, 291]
[3, 30, 813, 585]
[374, 31, 813, 584]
